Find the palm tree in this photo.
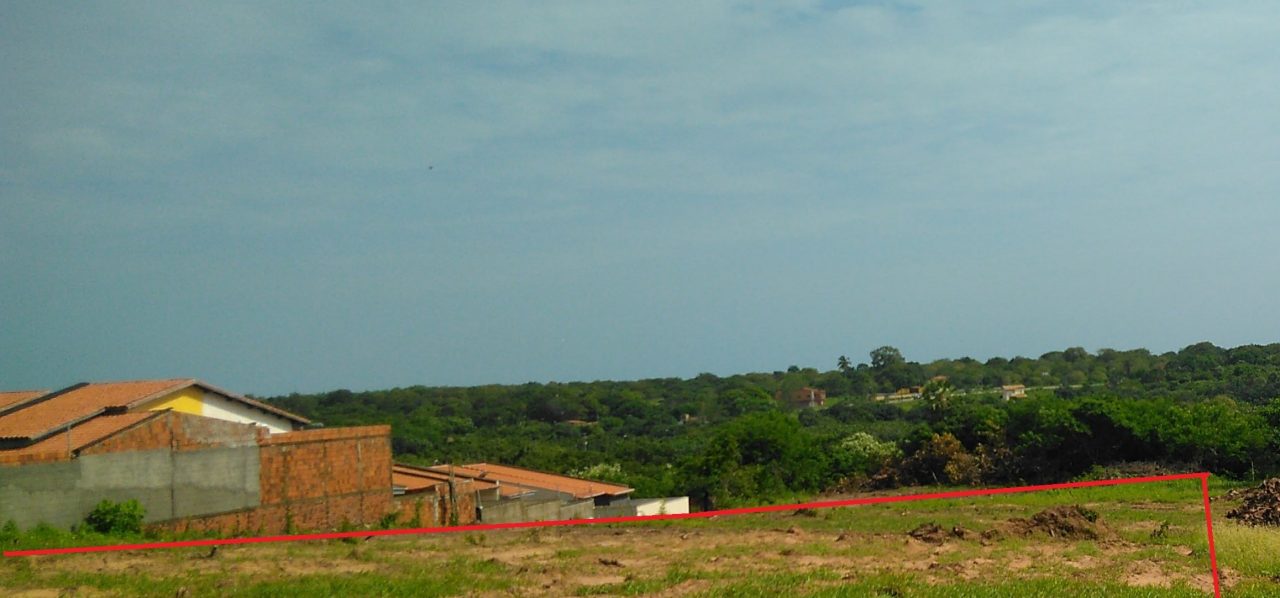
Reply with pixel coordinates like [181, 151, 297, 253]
[837, 355, 852, 373]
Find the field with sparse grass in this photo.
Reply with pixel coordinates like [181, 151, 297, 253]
[4, 478, 1279, 596]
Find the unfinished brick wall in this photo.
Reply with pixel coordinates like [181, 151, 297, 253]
[393, 480, 480, 527]
[81, 412, 260, 456]
[0, 411, 259, 466]
[156, 425, 394, 535]
[0, 450, 67, 466]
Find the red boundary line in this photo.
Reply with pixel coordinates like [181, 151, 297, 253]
[4, 472, 1222, 597]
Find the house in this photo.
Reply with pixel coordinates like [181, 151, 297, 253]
[0, 379, 390, 535]
[776, 387, 827, 408]
[0, 379, 308, 450]
[1001, 384, 1027, 400]
[429, 462, 635, 505]
[393, 462, 645, 524]
[391, 463, 502, 526]
[873, 387, 923, 402]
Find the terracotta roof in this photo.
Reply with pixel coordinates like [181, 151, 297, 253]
[0, 412, 161, 458]
[393, 463, 501, 494]
[418, 464, 528, 497]
[0, 379, 192, 441]
[0, 390, 49, 414]
[0, 379, 309, 442]
[443, 463, 633, 500]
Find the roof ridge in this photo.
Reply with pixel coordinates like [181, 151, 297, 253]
[83, 377, 196, 385]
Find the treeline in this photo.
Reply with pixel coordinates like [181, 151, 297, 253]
[267, 342, 1280, 509]
[836, 342, 1280, 403]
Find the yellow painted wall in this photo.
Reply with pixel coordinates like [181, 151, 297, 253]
[142, 386, 205, 416]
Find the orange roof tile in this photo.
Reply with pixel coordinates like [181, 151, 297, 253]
[0, 390, 49, 414]
[393, 470, 445, 493]
[393, 463, 502, 494]
[0, 412, 160, 459]
[0, 379, 192, 441]
[0, 379, 310, 442]
[454, 463, 633, 500]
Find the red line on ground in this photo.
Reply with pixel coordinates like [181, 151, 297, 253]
[2, 470, 1225, 595]
[1200, 474, 1223, 598]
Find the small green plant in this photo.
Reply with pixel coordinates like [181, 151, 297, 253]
[379, 512, 399, 530]
[83, 499, 145, 535]
[1075, 505, 1100, 523]
[337, 518, 359, 544]
[409, 498, 424, 528]
[1, 519, 18, 545]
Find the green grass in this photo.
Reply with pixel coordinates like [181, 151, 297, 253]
[4, 479, 1277, 596]
[700, 572, 1215, 597]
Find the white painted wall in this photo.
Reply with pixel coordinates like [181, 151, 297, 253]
[634, 496, 690, 516]
[200, 391, 294, 433]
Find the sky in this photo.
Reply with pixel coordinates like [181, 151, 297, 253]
[3, 1, 1280, 396]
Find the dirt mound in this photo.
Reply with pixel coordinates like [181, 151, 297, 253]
[908, 523, 946, 544]
[1005, 505, 1110, 540]
[1225, 478, 1280, 527]
[907, 523, 976, 544]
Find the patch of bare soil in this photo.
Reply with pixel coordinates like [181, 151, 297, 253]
[1226, 478, 1280, 526]
[233, 556, 379, 577]
[906, 505, 1109, 545]
[1003, 505, 1111, 540]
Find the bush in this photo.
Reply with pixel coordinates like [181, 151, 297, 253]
[83, 499, 145, 535]
[900, 433, 981, 486]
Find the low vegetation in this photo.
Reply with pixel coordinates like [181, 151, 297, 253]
[3, 480, 1277, 596]
[269, 342, 1280, 508]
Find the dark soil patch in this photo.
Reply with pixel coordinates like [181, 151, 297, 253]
[907, 523, 976, 544]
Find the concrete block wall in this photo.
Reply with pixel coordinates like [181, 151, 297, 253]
[0, 446, 259, 530]
[477, 496, 595, 524]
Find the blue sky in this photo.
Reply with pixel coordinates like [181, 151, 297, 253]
[3, 1, 1279, 395]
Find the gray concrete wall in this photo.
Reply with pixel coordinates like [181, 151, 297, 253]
[477, 496, 595, 524]
[0, 446, 260, 530]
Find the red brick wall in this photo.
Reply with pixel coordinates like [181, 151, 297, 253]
[0, 450, 67, 466]
[156, 425, 394, 535]
[80, 412, 260, 456]
[393, 479, 480, 527]
[1, 411, 259, 466]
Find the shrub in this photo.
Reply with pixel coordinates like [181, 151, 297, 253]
[83, 499, 145, 535]
[900, 433, 981, 486]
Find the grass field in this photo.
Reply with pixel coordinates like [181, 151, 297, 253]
[3, 478, 1278, 596]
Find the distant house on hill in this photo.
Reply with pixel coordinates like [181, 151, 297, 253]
[776, 387, 826, 408]
[1001, 384, 1027, 400]
[873, 386, 923, 402]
